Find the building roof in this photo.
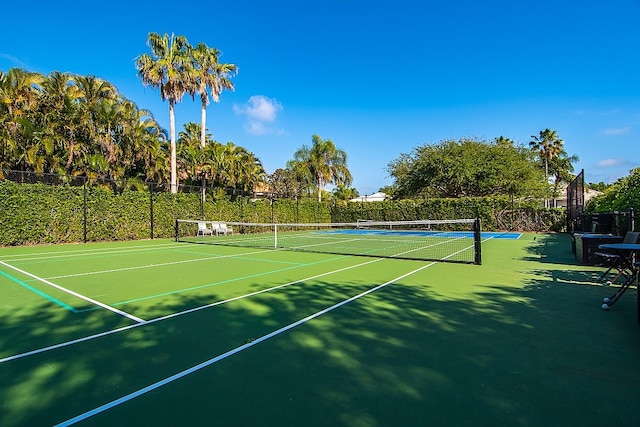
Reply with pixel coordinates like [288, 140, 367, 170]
[350, 192, 388, 202]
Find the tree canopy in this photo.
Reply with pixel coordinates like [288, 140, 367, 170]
[586, 167, 640, 213]
[0, 68, 167, 187]
[387, 137, 547, 198]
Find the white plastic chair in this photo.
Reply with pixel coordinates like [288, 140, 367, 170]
[197, 221, 213, 237]
[210, 221, 222, 235]
[219, 222, 233, 235]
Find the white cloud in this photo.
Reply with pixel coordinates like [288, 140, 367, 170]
[234, 95, 282, 122]
[603, 127, 630, 135]
[233, 95, 285, 136]
[597, 158, 623, 167]
[244, 121, 268, 135]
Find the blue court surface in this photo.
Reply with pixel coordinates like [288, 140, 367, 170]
[324, 229, 522, 239]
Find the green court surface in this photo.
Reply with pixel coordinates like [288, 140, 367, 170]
[1, 234, 639, 426]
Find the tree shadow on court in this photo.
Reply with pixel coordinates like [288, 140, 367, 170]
[160, 268, 640, 427]
[2, 234, 640, 426]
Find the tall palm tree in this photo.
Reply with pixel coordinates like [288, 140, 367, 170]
[136, 32, 193, 193]
[529, 129, 564, 207]
[292, 134, 352, 202]
[189, 43, 237, 149]
[529, 129, 564, 182]
[548, 150, 580, 206]
[188, 43, 237, 202]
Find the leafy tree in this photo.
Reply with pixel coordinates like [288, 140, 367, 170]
[0, 68, 43, 175]
[0, 68, 168, 187]
[378, 185, 398, 198]
[136, 32, 193, 193]
[268, 168, 305, 199]
[291, 134, 352, 202]
[388, 137, 545, 199]
[587, 181, 611, 192]
[285, 159, 315, 198]
[586, 167, 640, 214]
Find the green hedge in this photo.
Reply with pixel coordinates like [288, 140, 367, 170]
[0, 181, 565, 246]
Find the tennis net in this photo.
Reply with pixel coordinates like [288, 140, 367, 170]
[175, 219, 482, 264]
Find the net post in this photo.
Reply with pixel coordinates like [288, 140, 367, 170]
[174, 219, 179, 242]
[473, 218, 482, 265]
[274, 223, 278, 249]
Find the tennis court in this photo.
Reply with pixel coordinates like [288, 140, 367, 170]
[1, 231, 640, 426]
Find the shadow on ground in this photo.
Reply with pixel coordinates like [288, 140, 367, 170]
[1, 233, 639, 426]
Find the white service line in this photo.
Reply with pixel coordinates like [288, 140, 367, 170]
[0, 256, 386, 364]
[0, 239, 479, 365]
[43, 248, 277, 280]
[54, 260, 437, 427]
[0, 261, 145, 324]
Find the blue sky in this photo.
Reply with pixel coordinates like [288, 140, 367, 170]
[2, 0, 639, 195]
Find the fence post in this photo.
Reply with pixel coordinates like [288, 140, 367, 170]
[83, 179, 87, 243]
[149, 183, 154, 239]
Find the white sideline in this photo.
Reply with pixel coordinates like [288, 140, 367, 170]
[0, 261, 146, 324]
[0, 242, 180, 262]
[54, 261, 437, 426]
[0, 237, 482, 365]
[0, 256, 385, 364]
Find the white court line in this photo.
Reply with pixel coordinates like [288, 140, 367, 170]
[0, 261, 146, 324]
[43, 248, 278, 280]
[0, 256, 387, 364]
[0, 238, 483, 365]
[54, 260, 437, 427]
[0, 242, 181, 263]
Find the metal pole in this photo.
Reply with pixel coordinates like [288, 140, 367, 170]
[474, 218, 482, 265]
[83, 179, 87, 243]
[149, 183, 154, 239]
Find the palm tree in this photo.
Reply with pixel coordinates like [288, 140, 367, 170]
[0, 68, 44, 175]
[188, 43, 237, 202]
[177, 122, 209, 186]
[189, 43, 237, 149]
[292, 134, 352, 202]
[236, 150, 265, 197]
[136, 32, 193, 193]
[37, 71, 85, 174]
[203, 141, 229, 192]
[548, 150, 580, 206]
[74, 75, 117, 159]
[529, 129, 564, 207]
[529, 129, 564, 182]
[332, 184, 359, 201]
[493, 135, 515, 147]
